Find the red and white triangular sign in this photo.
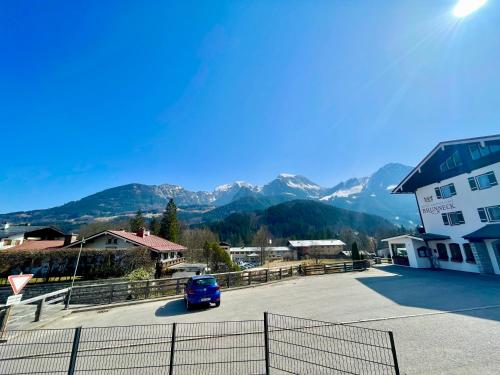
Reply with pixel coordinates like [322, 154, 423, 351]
[8, 274, 33, 295]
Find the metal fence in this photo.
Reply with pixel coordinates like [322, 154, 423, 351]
[0, 313, 399, 375]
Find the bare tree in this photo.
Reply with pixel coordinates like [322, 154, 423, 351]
[179, 228, 218, 262]
[252, 226, 273, 265]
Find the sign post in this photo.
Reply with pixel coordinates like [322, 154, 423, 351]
[1, 274, 33, 340]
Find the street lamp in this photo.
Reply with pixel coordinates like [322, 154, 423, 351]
[65, 237, 84, 309]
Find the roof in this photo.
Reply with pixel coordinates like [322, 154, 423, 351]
[229, 246, 290, 252]
[393, 134, 500, 194]
[10, 240, 65, 251]
[288, 240, 346, 247]
[0, 225, 46, 239]
[382, 233, 450, 242]
[67, 230, 186, 252]
[463, 224, 500, 241]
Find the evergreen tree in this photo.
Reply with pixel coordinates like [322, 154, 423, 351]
[351, 241, 361, 261]
[159, 199, 180, 242]
[129, 210, 146, 233]
[149, 217, 161, 236]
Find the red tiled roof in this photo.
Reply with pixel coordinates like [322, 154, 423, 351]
[11, 240, 65, 251]
[108, 230, 186, 252]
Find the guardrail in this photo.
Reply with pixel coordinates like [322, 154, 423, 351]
[0, 288, 70, 338]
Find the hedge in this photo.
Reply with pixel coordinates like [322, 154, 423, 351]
[0, 247, 155, 280]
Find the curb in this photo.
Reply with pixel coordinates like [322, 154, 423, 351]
[69, 276, 301, 314]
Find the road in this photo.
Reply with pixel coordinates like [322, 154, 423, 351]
[34, 266, 500, 373]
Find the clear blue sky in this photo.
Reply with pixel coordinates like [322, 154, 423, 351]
[1, 0, 499, 213]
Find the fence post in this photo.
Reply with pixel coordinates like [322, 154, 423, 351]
[388, 331, 400, 375]
[34, 298, 46, 322]
[145, 280, 150, 299]
[0, 306, 13, 342]
[226, 274, 230, 288]
[343, 262, 347, 272]
[265, 269, 269, 283]
[248, 271, 252, 285]
[279, 268, 282, 280]
[169, 323, 177, 375]
[263, 312, 270, 375]
[67, 326, 82, 375]
[109, 285, 114, 304]
[175, 279, 180, 295]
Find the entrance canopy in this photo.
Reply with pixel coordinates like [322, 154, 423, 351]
[463, 224, 500, 241]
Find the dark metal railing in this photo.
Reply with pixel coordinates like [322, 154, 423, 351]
[0, 313, 399, 375]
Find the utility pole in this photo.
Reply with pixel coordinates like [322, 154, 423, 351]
[65, 238, 84, 309]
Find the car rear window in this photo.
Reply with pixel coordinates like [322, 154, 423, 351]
[192, 278, 216, 286]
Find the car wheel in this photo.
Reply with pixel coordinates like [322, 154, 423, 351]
[215, 301, 220, 307]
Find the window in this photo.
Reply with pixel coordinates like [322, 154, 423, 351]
[448, 211, 465, 225]
[439, 151, 462, 173]
[442, 211, 465, 226]
[435, 183, 456, 199]
[449, 243, 463, 262]
[441, 213, 450, 225]
[478, 208, 488, 222]
[477, 206, 500, 222]
[113, 238, 118, 244]
[463, 243, 475, 263]
[391, 243, 407, 257]
[107, 238, 112, 244]
[468, 172, 498, 191]
[436, 243, 448, 260]
[468, 142, 500, 160]
[417, 246, 428, 257]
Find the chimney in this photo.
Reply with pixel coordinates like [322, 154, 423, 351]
[64, 233, 78, 246]
[136, 228, 150, 238]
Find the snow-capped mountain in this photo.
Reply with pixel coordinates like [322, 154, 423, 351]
[0, 163, 419, 226]
[262, 174, 324, 199]
[213, 181, 260, 205]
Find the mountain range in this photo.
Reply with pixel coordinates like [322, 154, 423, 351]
[0, 163, 419, 227]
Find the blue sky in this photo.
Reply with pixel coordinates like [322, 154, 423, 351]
[1, 0, 499, 213]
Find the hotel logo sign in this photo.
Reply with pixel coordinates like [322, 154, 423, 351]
[420, 198, 456, 215]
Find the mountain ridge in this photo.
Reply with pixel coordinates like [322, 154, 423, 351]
[0, 163, 419, 226]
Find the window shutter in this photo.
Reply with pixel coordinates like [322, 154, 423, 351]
[435, 187, 442, 199]
[449, 184, 457, 196]
[468, 177, 478, 191]
[441, 213, 449, 225]
[477, 208, 488, 222]
[457, 211, 465, 224]
[487, 172, 498, 186]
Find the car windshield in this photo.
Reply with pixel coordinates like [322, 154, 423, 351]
[192, 278, 216, 286]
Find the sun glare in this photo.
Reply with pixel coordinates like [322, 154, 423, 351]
[453, 0, 487, 17]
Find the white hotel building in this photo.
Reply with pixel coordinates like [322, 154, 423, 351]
[383, 135, 500, 275]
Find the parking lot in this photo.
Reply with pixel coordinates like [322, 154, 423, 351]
[44, 265, 500, 374]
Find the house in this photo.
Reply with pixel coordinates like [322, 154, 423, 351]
[288, 239, 346, 259]
[0, 223, 68, 251]
[383, 134, 500, 275]
[228, 246, 296, 263]
[65, 228, 186, 262]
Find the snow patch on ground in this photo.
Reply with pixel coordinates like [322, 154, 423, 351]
[386, 184, 397, 191]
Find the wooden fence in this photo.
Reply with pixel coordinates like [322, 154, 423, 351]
[67, 266, 300, 306]
[302, 260, 370, 276]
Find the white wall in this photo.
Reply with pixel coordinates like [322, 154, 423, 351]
[83, 234, 136, 249]
[427, 240, 480, 273]
[416, 161, 500, 240]
[0, 234, 24, 250]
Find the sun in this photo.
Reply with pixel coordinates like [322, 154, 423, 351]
[453, 0, 488, 17]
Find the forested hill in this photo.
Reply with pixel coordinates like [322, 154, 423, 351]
[207, 199, 399, 246]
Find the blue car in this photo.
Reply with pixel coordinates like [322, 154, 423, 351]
[184, 275, 221, 310]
